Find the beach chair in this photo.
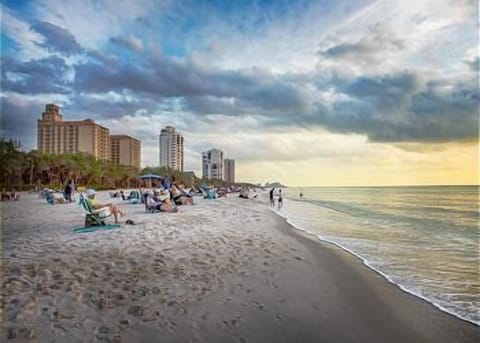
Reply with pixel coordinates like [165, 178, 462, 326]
[200, 185, 217, 200]
[78, 193, 112, 227]
[129, 190, 141, 204]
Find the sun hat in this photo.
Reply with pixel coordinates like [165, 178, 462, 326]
[86, 189, 96, 197]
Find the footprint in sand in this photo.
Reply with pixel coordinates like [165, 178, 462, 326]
[127, 305, 144, 317]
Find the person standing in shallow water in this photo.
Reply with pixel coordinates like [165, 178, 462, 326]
[278, 189, 283, 210]
[269, 188, 275, 206]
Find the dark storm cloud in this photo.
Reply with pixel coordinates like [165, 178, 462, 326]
[2, 48, 477, 146]
[0, 97, 39, 149]
[65, 94, 161, 120]
[74, 55, 308, 114]
[1, 56, 71, 94]
[262, 71, 478, 142]
[31, 21, 82, 55]
[73, 52, 478, 142]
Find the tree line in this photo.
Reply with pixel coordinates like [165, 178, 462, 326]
[0, 138, 196, 190]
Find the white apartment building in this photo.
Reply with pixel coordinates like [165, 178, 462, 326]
[202, 148, 224, 180]
[159, 126, 184, 171]
[224, 158, 235, 183]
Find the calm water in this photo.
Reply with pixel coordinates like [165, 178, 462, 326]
[277, 186, 479, 325]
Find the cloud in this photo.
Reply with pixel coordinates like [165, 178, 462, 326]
[1, 7, 47, 61]
[110, 35, 144, 52]
[1, 56, 72, 94]
[31, 21, 82, 55]
[319, 24, 405, 65]
[0, 95, 51, 149]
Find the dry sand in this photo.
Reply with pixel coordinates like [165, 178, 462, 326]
[1, 191, 478, 342]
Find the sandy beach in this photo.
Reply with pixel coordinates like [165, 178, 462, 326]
[1, 191, 478, 342]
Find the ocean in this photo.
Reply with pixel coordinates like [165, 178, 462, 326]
[273, 185, 479, 325]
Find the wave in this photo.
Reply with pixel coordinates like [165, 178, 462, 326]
[270, 207, 480, 327]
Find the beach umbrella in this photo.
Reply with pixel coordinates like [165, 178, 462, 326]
[139, 174, 162, 188]
[139, 174, 162, 179]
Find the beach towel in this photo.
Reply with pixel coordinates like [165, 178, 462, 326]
[72, 224, 121, 234]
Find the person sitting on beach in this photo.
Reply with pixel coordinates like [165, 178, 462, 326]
[120, 190, 134, 201]
[146, 191, 178, 212]
[1, 188, 11, 201]
[109, 190, 120, 198]
[86, 189, 124, 224]
[10, 188, 20, 201]
[170, 185, 194, 205]
[217, 187, 228, 198]
[46, 190, 65, 204]
[239, 188, 250, 199]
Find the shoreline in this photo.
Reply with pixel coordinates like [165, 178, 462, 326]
[265, 210, 479, 342]
[271, 207, 480, 327]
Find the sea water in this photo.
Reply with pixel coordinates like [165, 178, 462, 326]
[274, 186, 479, 325]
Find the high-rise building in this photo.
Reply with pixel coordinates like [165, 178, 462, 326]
[224, 158, 235, 183]
[37, 104, 109, 160]
[109, 135, 141, 169]
[159, 126, 184, 171]
[202, 148, 224, 180]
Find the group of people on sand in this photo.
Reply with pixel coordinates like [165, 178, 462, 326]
[105, 175, 197, 218]
[1, 188, 20, 201]
[269, 187, 283, 209]
[39, 179, 76, 204]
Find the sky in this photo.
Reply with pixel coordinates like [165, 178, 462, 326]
[0, 0, 478, 186]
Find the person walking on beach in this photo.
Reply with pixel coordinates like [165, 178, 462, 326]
[269, 187, 275, 206]
[278, 189, 283, 210]
[64, 180, 73, 202]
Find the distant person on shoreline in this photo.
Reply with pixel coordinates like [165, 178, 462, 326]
[269, 187, 275, 206]
[300, 192, 303, 198]
[278, 189, 283, 210]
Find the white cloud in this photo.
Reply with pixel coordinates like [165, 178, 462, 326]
[30, 0, 168, 49]
[1, 7, 48, 61]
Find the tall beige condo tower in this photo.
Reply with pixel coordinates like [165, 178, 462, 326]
[159, 126, 184, 171]
[109, 135, 141, 169]
[37, 104, 109, 160]
[224, 158, 235, 183]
